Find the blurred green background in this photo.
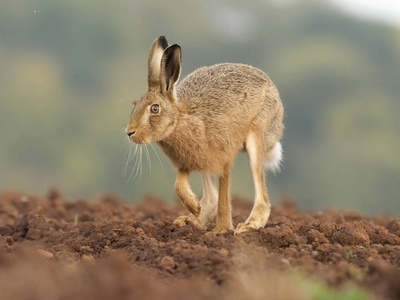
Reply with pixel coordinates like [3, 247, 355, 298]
[1, 0, 399, 215]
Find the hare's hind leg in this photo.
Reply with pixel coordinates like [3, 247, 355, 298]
[198, 173, 218, 224]
[213, 164, 234, 234]
[235, 133, 271, 234]
[174, 173, 218, 229]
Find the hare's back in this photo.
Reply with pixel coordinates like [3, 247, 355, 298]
[177, 63, 277, 119]
[178, 63, 272, 101]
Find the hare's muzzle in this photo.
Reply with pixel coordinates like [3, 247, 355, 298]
[125, 125, 136, 137]
[125, 127, 149, 144]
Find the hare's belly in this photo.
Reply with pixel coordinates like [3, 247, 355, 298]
[157, 140, 234, 174]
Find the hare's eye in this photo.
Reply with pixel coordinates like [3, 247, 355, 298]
[150, 104, 159, 114]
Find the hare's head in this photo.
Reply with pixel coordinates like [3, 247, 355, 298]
[125, 36, 181, 144]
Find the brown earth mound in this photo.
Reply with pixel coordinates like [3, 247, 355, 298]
[0, 189, 399, 300]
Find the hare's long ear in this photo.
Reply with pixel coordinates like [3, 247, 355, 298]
[160, 44, 181, 98]
[148, 36, 169, 90]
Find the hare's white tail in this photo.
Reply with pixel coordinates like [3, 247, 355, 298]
[265, 142, 283, 173]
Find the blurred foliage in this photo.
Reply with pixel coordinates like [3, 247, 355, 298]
[0, 0, 399, 214]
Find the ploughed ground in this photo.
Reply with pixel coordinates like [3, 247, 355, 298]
[0, 189, 399, 300]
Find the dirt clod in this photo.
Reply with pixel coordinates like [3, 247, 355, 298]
[261, 225, 300, 247]
[159, 256, 175, 272]
[331, 221, 370, 246]
[387, 219, 400, 237]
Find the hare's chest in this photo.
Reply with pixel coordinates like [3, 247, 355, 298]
[157, 139, 210, 172]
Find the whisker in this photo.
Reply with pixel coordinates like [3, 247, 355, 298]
[123, 140, 164, 184]
[122, 142, 131, 177]
[121, 135, 128, 150]
[144, 145, 152, 176]
[129, 144, 140, 181]
[149, 143, 164, 170]
[139, 146, 143, 180]
[131, 145, 142, 181]
[135, 145, 142, 180]
[122, 138, 135, 177]
[129, 144, 140, 179]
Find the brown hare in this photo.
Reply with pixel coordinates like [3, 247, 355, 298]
[125, 36, 284, 234]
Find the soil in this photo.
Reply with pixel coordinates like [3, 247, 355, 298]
[0, 189, 399, 300]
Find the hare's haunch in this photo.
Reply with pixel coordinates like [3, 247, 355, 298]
[125, 36, 284, 234]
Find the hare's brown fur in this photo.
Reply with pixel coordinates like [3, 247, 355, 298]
[126, 36, 284, 234]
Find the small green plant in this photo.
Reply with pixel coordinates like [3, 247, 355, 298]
[305, 282, 369, 300]
[291, 271, 369, 300]
[74, 213, 79, 226]
[345, 250, 357, 260]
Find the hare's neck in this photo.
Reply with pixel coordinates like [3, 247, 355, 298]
[158, 113, 191, 151]
[157, 113, 201, 170]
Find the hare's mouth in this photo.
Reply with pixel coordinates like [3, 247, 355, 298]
[130, 136, 150, 145]
[126, 130, 150, 145]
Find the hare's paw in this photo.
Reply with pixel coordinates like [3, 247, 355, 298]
[173, 215, 188, 227]
[178, 193, 201, 217]
[189, 204, 201, 218]
[173, 214, 205, 229]
[234, 222, 260, 235]
[213, 224, 234, 234]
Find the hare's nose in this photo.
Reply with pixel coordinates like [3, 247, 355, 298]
[125, 126, 136, 137]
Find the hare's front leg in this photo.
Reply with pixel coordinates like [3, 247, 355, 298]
[173, 170, 201, 217]
[235, 134, 271, 234]
[213, 165, 234, 234]
[174, 173, 218, 229]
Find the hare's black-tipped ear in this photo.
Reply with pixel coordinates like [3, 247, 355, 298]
[148, 36, 169, 89]
[160, 44, 181, 96]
